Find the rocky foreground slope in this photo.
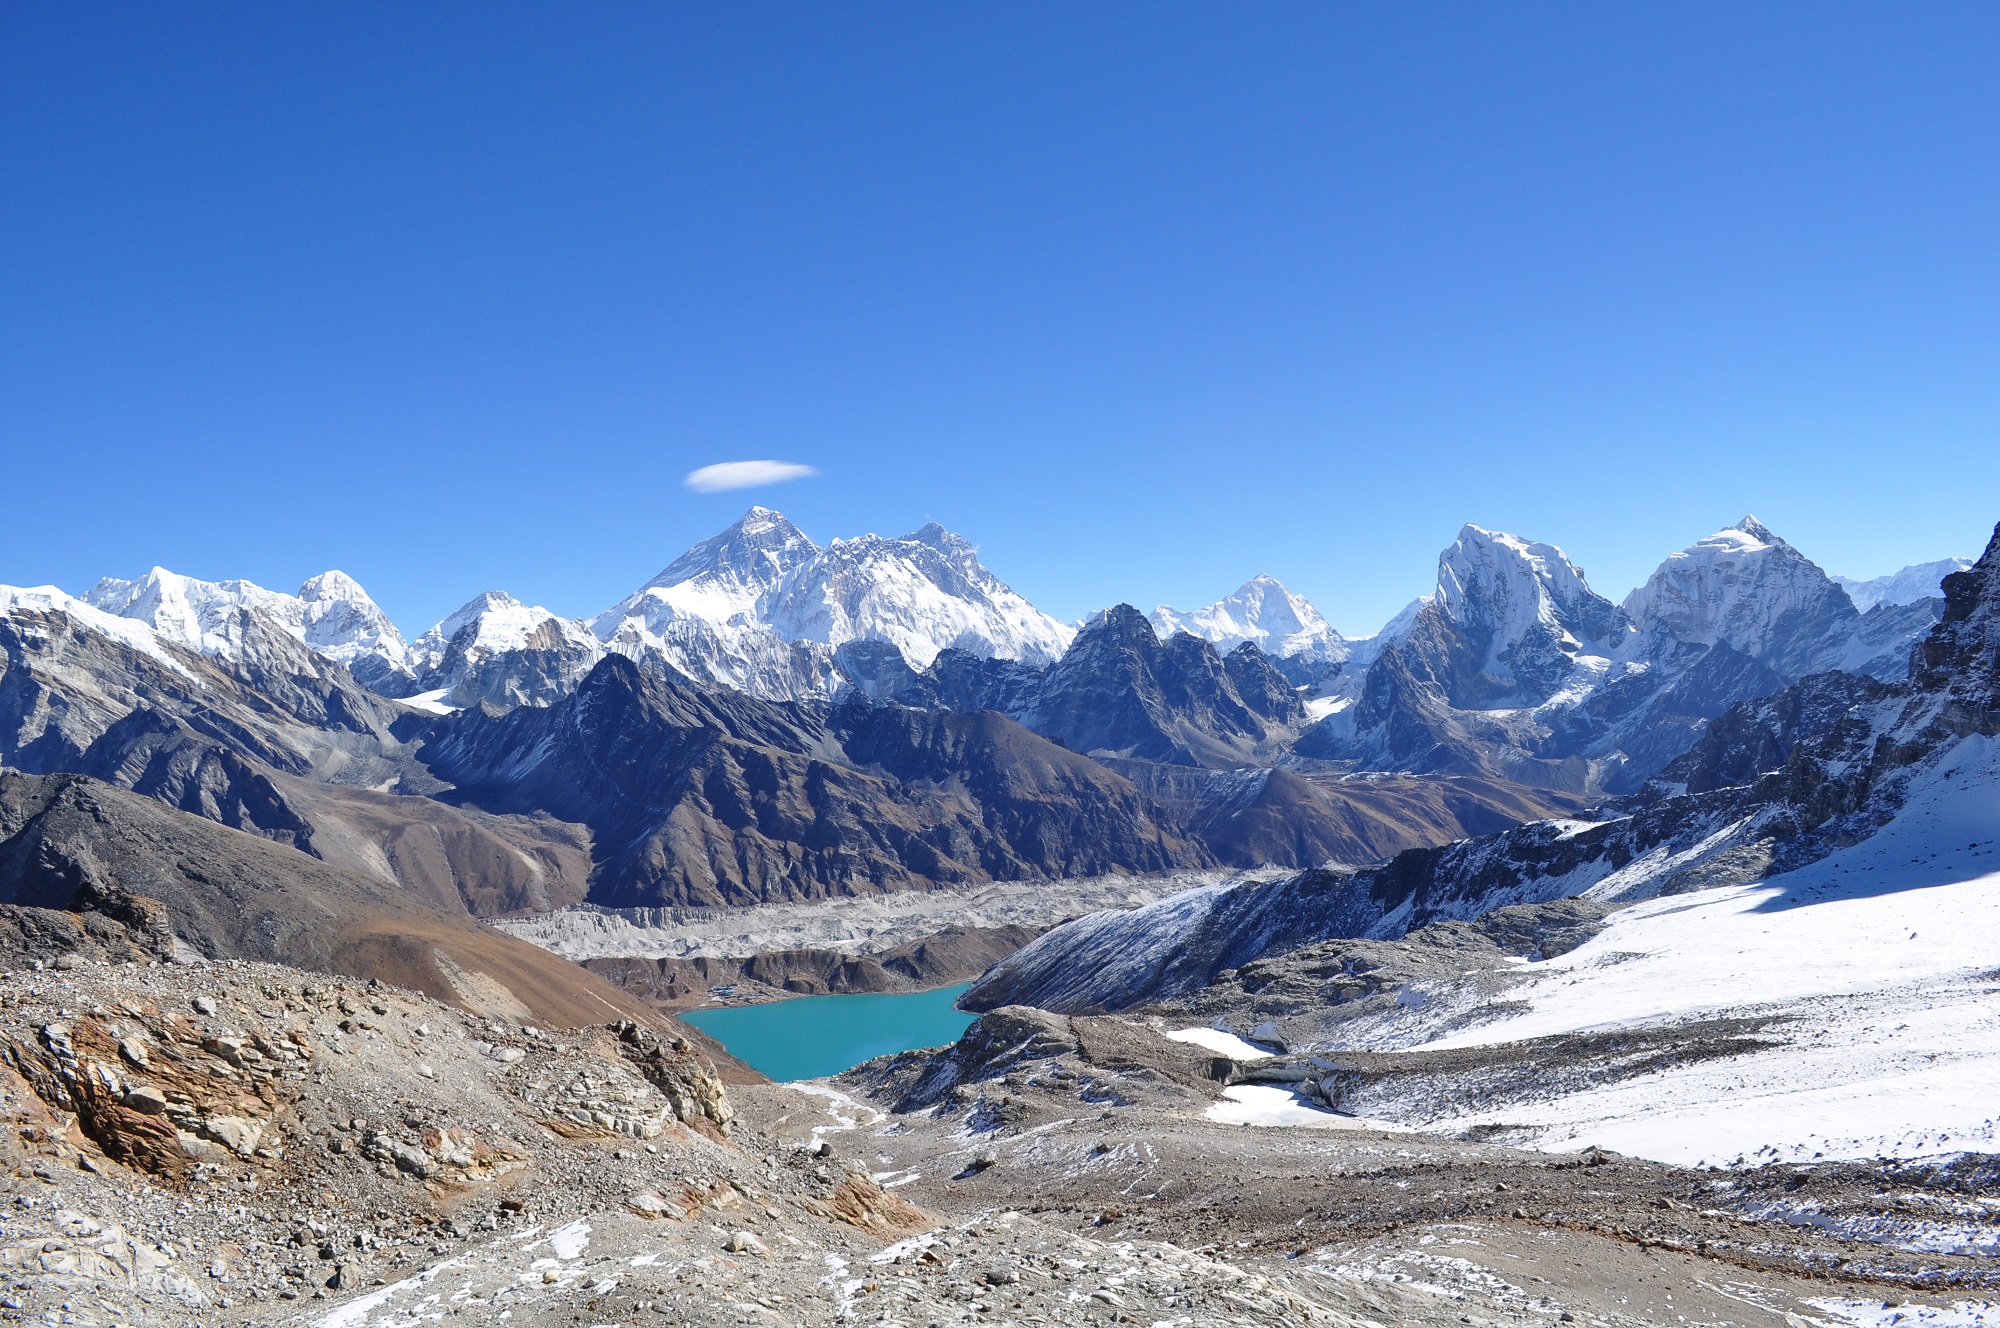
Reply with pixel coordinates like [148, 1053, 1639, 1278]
[1, 947, 1990, 1327]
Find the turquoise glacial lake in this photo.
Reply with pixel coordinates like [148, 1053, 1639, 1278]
[680, 983, 977, 1082]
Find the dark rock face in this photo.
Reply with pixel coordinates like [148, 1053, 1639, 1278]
[1099, 759, 1587, 870]
[1024, 606, 1299, 767]
[1911, 527, 2000, 731]
[431, 615, 604, 709]
[847, 612, 1306, 772]
[833, 644, 1046, 719]
[419, 654, 1208, 908]
[0, 603, 609, 917]
[1651, 671, 1893, 796]
[1853, 598, 1946, 679]
[0, 606, 413, 847]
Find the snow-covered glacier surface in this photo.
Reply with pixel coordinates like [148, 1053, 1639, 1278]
[1405, 733, 2000, 1167]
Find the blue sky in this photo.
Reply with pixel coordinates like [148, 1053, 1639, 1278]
[3, 4, 1997, 637]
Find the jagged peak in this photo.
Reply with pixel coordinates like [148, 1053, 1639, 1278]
[1733, 514, 1776, 541]
[1712, 514, 1792, 551]
[1083, 603, 1161, 641]
[635, 508, 819, 596]
[453, 589, 528, 615]
[1437, 525, 1603, 619]
[1666, 516, 1794, 559]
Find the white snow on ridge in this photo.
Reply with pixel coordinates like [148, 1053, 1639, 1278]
[81, 565, 412, 679]
[1623, 516, 1852, 666]
[757, 523, 1074, 670]
[1834, 557, 1973, 611]
[410, 590, 596, 671]
[1411, 733, 2000, 1167]
[0, 583, 193, 674]
[593, 508, 1073, 692]
[1152, 574, 1349, 666]
[1437, 525, 1616, 647]
[594, 505, 819, 643]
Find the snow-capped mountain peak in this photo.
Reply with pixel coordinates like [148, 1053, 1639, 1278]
[415, 591, 590, 662]
[0, 582, 194, 672]
[80, 565, 413, 686]
[760, 524, 1074, 669]
[1731, 513, 1778, 545]
[592, 506, 820, 650]
[1623, 516, 1857, 673]
[1434, 525, 1625, 653]
[293, 570, 410, 676]
[1150, 574, 1348, 666]
[85, 566, 297, 658]
[592, 512, 1073, 692]
[404, 590, 603, 707]
[637, 506, 817, 601]
[1834, 557, 1975, 611]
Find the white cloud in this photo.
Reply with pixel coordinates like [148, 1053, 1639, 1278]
[683, 459, 819, 493]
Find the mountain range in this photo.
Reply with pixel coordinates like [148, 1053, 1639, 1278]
[965, 519, 2000, 1016]
[0, 508, 1972, 920]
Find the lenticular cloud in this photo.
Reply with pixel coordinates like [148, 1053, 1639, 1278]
[684, 460, 818, 493]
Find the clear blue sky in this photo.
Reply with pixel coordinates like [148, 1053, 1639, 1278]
[4, 4, 1997, 637]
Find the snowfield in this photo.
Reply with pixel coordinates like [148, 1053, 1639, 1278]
[1206, 1084, 1397, 1130]
[1406, 734, 2000, 1167]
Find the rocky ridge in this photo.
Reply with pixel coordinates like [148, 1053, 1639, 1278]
[418, 653, 1208, 907]
[1301, 516, 1953, 793]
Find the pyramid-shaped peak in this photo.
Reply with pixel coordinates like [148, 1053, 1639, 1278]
[905, 521, 976, 558]
[457, 590, 525, 615]
[1732, 515, 1780, 545]
[637, 508, 819, 594]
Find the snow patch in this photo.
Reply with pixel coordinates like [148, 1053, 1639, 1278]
[1164, 1028, 1275, 1061]
[1205, 1084, 1390, 1130]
